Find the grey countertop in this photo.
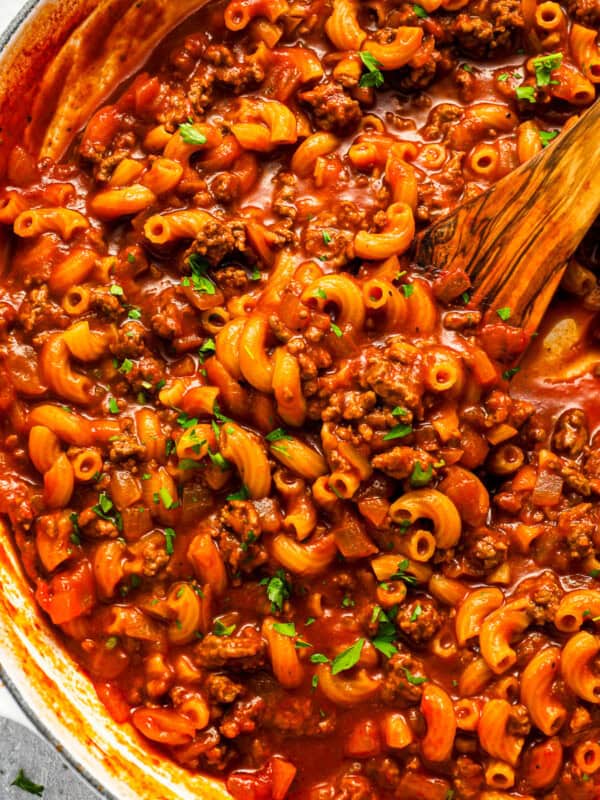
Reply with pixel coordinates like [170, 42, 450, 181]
[0, 4, 101, 797]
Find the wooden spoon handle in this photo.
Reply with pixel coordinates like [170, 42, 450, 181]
[415, 101, 600, 331]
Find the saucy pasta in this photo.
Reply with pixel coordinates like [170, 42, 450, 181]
[0, 0, 599, 797]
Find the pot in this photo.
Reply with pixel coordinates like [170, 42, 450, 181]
[0, 3, 230, 798]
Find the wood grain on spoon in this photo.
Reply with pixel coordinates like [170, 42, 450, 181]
[415, 101, 600, 334]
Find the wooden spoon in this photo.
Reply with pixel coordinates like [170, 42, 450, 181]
[415, 101, 600, 334]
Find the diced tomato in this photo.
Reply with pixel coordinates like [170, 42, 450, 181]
[271, 757, 297, 800]
[94, 681, 130, 724]
[35, 559, 96, 625]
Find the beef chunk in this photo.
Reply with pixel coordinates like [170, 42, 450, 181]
[396, 599, 442, 644]
[565, 0, 600, 26]
[380, 652, 426, 704]
[219, 695, 265, 738]
[194, 626, 266, 670]
[205, 673, 244, 705]
[263, 696, 336, 737]
[552, 408, 588, 457]
[299, 81, 362, 134]
[186, 219, 246, 266]
[450, 0, 524, 56]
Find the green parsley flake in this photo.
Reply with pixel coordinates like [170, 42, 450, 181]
[539, 129, 558, 147]
[11, 770, 44, 797]
[401, 284, 414, 298]
[391, 559, 417, 586]
[532, 52, 563, 86]
[322, 231, 332, 245]
[164, 527, 176, 555]
[359, 51, 384, 89]
[410, 461, 433, 487]
[108, 397, 119, 414]
[410, 603, 423, 622]
[503, 366, 521, 380]
[227, 485, 250, 502]
[331, 638, 365, 675]
[330, 322, 343, 338]
[260, 569, 291, 612]
[310, 653, 330, 664]
[383, 423, 413, 441]
[109, 284, 123, 296]
[213, 620, 236, 636]
[497, 72, 510, 81]
[315, 288, 327, 300]
[392, 406, 408, 417]
[266, 427, 292, 442]
[515, 85, 536, 103]
[179, 122, 208, 145]
[184, 253, 216, 295]
[159, 487, 177, 509]
[119, 358, 133, 374]
[273, 622, 296, 637]
[496, 306, 511, 321]
[461, 64, 474, 73]
[403, 666, 427, 685]
[413, 3, 428, 15]
[128, 307, 142, 320]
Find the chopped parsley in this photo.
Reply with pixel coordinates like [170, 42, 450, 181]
[403, 666, 427, 685]
[11, 770, 44, 796]
[322, 231, 332, 244]
[105, 636, 119, 650]
[119, 358, 133, 374]
[273, 622, 296, 637]
[497, 72, 510, 81]
[159, 487, 177, 509]
[208, 448, 229, 470]
[92, 492, 123, 531]
[359, 51, 384, 89]
[461, 291, 470, 304]
[515, 85, 536, 103]
[179, 122, 208, 146]
[260, 569, 291, 612]
[503, 366, 521, 380]
[401, 283, 414, 298]
[532, 52, 562, 86]
[461, 63, 474, 73]
[227, 485, 250, 502]
[410, 461, 433, 487]
[182, 254, 216, 295]
[410, 603, 423, 622]
[250, 267, 261, 281]
[109, 284, 124, 296]
[342, 595, 355, 608]
[315, 288, 327, 300]
[310, 653, 330, 664]
[199, 338, 216, 358]
[128, 307, 142, 320]
[413, 3, 428, 16]
[391, 558, 417, 585]
[330, 322, 343, 338]
[305, 617, 316, 626]
[383, 423, 413, 441]
[392, 406, 408, 417]
[213, 620, 236, 636]
[372, 605, 399, 658]
[177, 412, 199, 429]
[331, 638, 365, 675]
[164, 527, 176, 555]
[496, 306, 511, 321]
[108, 397, 120, 414]
[266, 427, 292, 442]
[539, 129, 558, 147]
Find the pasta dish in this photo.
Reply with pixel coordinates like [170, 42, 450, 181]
[0, 0, 599, 797]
